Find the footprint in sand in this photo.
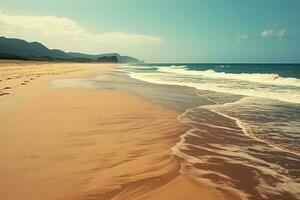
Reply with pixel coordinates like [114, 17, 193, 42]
[29, 155, 39, 159]
[20, 80, 30, 85]
[3, 86, 11, 90]
[0, 92, 10, 96]
[0, 86, 12, 96]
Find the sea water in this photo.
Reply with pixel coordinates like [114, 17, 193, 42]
[117, 63, 300, 200]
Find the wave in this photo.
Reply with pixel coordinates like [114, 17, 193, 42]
[117, 65, 300, 199]
[172, 101, 300, 199]
[128, 72, 300, 104]
[158, 66, 300, 87]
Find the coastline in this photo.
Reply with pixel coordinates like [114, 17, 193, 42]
[0, 61, 225, 200]
[118, 64, 300, 200]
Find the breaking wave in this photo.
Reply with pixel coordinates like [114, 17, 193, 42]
[128, 69, 300, 104]
[157, 65, 300, 87]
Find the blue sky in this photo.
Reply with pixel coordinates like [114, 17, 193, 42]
[0, 0, 299, 62]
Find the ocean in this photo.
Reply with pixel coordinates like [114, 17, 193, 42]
[52, 63, 300, 199]
[117, 63, 300, 200]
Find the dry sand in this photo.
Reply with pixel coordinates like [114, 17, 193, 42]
[0, 61, 225, 200]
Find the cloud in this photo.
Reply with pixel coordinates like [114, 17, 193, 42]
[0, 11, 162, 46]
[261, 28, 286, 40]
[235, 34, 248, 43]
[276, 29, 286, 38]
[261, 29, 274, 37]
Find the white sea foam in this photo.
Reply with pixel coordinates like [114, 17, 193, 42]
[173, 104, 300, 199]
[119, 65, 300, 199]
[158, 66, 300, 87]
[128, 72, 300, 104]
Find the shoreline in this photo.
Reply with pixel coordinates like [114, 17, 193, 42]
[0, 62, 225, 200]
[115, 64, 300, 200]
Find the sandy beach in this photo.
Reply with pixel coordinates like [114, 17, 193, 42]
[0, 61, 225, 200]
[1, 2, 299, 199]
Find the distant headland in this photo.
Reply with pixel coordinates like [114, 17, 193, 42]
[0, 36, 142, 63]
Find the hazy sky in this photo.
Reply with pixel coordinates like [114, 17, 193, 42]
[0, 0, 299, 62]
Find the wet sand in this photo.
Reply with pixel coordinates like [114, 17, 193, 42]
[0, 61, 224, 200]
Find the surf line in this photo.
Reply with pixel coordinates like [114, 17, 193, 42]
[208, 104, 300, 157]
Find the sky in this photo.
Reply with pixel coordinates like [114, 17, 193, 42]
[0, 0, 299, 63]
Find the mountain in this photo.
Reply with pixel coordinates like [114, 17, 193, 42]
[68, 52, 141, 63]
[0, 37, 72, 59]
[97, 55, 118, 63]
[0, 36, 141, 63]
